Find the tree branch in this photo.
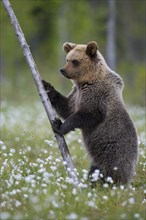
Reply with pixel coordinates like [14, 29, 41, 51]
[2, 0, 79, 184]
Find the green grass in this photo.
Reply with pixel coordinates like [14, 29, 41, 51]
[0, 101, 146, 220]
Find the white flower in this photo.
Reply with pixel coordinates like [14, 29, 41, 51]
[52, 201, 60, 208]
[72, 188, 77, 195]
[27, 146, 31, 151]
[102, 195, 108, 200]
[0, 212, 10, 220]
[63, 161, 67, 165]
[10, 148, 15, 153]
[99, 173, 103, 178]
[120, 185, 125, 190]
[87, 192, 92, 198]
[128, 197, 135, 204]
[44, 140, 56, 148]
[83, 173, 88, 180]
[38, 168, 46, 173]
[15, 200, 21, 207]
[43, 171, 49, 178]
[57, 177, 64, 182]
[36, 158, 44, 163]
[0, 201, 6, 208]
[13, 173, 22, 181]
[66, 213, 78, 220]
[0, 140, 4, 145]
[106, 176, 113, 183]
[112, 186, 117, 190]
[78, 182, 88, 189]
[103, 183, 109, 188]
[67, 167, 71, 172]
[121, 201, 127, 206]
[134, 213, 140, 218]
[23, 194, 28, 198]
[91, 169, 100, 182]
[55, 158, 61, 163]
[1, 145, 6, 150]
[15, 137, 20, 142]
[62, 184, 67, 190]
[82, 169, 88, 173]
[120, 213, 126, 219]
[142, 199, 146, 204]
[48, 210, 55, 219]
[25, 174, 35, 183]
[41, 183, 47, 188]
[46, 156, 53, 161]
[65, 177, 75, 184]
[86, 201, 95, 207]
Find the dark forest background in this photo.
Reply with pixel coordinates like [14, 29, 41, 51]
[0, 0, 145, 105]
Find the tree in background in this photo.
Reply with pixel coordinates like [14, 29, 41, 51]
[106, 0, 116, 70]
[1, 0, 145, 105]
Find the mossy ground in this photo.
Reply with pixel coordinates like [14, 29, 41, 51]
[0, 102, 146, 220]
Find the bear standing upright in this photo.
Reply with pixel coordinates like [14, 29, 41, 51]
[42, 41, 138, 185]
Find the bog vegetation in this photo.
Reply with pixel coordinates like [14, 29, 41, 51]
[0, 102, 146, 220]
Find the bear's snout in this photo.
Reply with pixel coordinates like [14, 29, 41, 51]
[60, 68, 66, 75]
[60, 68, 70, 78]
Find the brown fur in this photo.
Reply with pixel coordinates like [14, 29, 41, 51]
[43, 41, 138, 185]
[62, 42, 107, 83]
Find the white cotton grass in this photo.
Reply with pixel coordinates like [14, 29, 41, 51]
[106, 176, 114, 184]
[128, 197, 135, 205]
[90, 169, 100, 182]
[0, 102, 145, 220]
[66, 213, 78, 220]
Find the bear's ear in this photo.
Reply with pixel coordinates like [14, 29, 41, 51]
[63, 42, 76, 53]
[86, 41, 98, 58]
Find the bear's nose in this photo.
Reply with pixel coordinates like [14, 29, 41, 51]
[60, 68, 66, 75]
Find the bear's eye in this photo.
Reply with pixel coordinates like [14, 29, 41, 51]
[72, 60, 79, 66]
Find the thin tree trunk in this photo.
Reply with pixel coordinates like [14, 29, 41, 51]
[2, 0, 79, 184]
[106, 0, 116, 70]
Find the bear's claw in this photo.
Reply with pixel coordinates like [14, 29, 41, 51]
[52, 118, 63, 135]
[42, 80, 54, 92]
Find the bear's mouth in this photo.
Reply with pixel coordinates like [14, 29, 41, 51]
[61, 72, 70, 79]
[62, 73, 70, 79]
[60, 69, 71, 79]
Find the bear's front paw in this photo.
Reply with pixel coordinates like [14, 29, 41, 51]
[52, 118, 63, 135]
[42, 80, 54, 92]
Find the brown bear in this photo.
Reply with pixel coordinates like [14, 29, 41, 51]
[42, 41, 138, 185]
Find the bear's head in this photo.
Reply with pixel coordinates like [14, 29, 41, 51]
[60, 41, 107, 84]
